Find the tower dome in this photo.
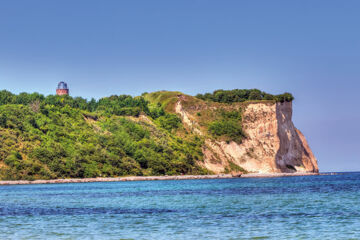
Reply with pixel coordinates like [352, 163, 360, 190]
[56, 81, 69, 95]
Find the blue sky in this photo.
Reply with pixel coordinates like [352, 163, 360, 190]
[1, 0, 359, 172]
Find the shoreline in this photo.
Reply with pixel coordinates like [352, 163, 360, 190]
[0, 172, 320, 185]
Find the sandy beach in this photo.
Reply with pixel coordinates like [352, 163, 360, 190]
[0, 172, 320, 185]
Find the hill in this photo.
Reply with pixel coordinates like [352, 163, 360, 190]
[0, 89, 317, 180]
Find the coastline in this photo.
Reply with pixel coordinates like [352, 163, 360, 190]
[0, 172, 320, 185]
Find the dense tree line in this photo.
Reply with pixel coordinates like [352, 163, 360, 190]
[195, 89, 294, 103]
[0, 90, 149, 115]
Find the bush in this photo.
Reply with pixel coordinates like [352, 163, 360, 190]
[208, 110, 245, 143]
[4, 151, 23, 169]
[208, 120, 244, 143]
[156, 114, 181, 132]
[275, 92, 294, 102]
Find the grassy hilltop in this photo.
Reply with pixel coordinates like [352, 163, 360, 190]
[0, 89, 293, 180]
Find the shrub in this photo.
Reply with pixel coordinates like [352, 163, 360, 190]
[208, 110, 245, 143]
[156, 114, 181, 132]
[208, 120, 244, 143]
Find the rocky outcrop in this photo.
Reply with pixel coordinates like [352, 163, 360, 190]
[176, 100, 319, 174]
[175, 100, 203, 135]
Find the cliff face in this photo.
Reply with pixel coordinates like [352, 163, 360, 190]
[176, 100, 318, 174]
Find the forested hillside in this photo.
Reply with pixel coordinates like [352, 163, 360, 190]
[0, 89, 294, 180]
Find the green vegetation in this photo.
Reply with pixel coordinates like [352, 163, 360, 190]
[144, 91, 248, 143]
[156, 113, 181, 132]
[224, 160, 248, 174]
[0, 88, 294, 180]
[0, 90, 208, 180]
[143, 91, 181, 112]
[208, 109, 245, 143]
[196, 89, 294, 103]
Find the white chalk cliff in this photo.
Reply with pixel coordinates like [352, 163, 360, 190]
[175, 99, 318, 174]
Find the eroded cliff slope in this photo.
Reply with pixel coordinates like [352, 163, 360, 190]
[172, 95, 318, 174]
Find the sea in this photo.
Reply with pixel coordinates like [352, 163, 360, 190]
[0, 172, 359, 239]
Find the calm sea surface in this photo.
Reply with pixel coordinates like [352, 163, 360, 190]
[0, 173, 359, 239]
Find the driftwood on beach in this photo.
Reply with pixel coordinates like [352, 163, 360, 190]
[0, 172, 320, 185]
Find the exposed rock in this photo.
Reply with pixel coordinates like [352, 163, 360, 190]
[176, 99, 319, 174]
[175, 100, 203, 135]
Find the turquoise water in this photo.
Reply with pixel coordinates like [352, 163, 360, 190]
[0, 173, 360, 239]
